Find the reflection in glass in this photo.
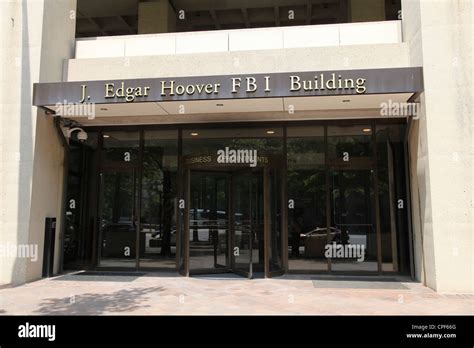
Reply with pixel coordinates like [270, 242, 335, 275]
[102, 131, 139, 163]
[327, 125, 372, 162]
[140, 130, 178, 269]
[268, 167, 282, 272]
[62, 123, 412, 276]
[189, 173, 229, 273]
[329, 169, 377, 272]
[287, 127, 327, 271]
[376, 124, 409, 273]
[183, 127, 283, 158]
[63, 132, 98, 268]
[233, 171, 264, 277]
[183, 127, 284, 277]
[178, 170, 187, 275]
[99, 171, 137, 268]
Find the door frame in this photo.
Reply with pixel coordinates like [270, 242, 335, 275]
[326, 157, 382, 274]
[186, 170, 233, 276]
[265, 166, 286, 278]
[181, 161, 285, 278]
[230, 167, 260, 279]
[63, 120, 411, 277]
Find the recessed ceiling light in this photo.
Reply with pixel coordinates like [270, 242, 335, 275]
[103, 134, 110, 138]
[190, 132, 199, 136]
[266, 130, 275, 134]
[342, 99, 350, 103]
[362, 128, 371, 133]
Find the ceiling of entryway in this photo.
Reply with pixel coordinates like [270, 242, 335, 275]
[75, 0, 401, 37]
[46, 93, 415, 126]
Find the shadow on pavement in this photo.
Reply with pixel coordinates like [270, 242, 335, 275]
[33, 286, 164, 315]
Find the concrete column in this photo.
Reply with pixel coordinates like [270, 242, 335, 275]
[0, 0, 76, 285]
[349, 0, 386, 22]
[402, 0, 473, 293]
[138, 0, 176, 34]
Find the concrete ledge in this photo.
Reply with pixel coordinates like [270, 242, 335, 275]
[67, 43, 410, 81]
[75, 21, 402, 59]
[339, 21, 402, 45]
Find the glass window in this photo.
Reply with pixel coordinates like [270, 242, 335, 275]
[99, 170, 138, 268]
[189, 173, 230, 272]
[183, 127, 283, 157]
[327, 125, 377, 272]
[63, 122, 411, 276]
[139, 130, 178, 270]
[287, 126, 327, 271]
[268, 167, 283, 272]
[376, 124, 409, 273]
[102, 131, 140, 163]
[63, 132, 98, 269]
[327, 125, 373, 162]
[329, 168, 378, 272]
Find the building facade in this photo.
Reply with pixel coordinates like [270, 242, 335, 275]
[0, 0, 472, 293]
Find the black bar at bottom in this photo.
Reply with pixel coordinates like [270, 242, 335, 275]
[0, 316, 472, 346]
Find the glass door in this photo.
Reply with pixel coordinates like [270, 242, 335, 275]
[231, 170, 263, 278]
[98, 168, 138, 269]
[188, 171, 230, 274]
[328, 168, 378, 272]
[265, 166, 284, 277]
[182, 160, 283, 278]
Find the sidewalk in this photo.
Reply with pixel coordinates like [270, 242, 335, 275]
[0, 273, 472, 315]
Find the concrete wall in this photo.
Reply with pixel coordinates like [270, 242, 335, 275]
[67, 42, 409, 81]
[0, 0, 76, 285]
[402, 0, 473, 293]
[401, 0, 427, 289]
[75, 21, 403, 58]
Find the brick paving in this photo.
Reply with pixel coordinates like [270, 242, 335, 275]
[0, 273, 472, 315]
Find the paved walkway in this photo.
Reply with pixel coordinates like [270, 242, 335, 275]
[0, 273, 472, 315]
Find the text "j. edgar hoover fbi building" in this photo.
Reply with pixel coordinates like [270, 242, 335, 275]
[0, 0, 472, 293]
